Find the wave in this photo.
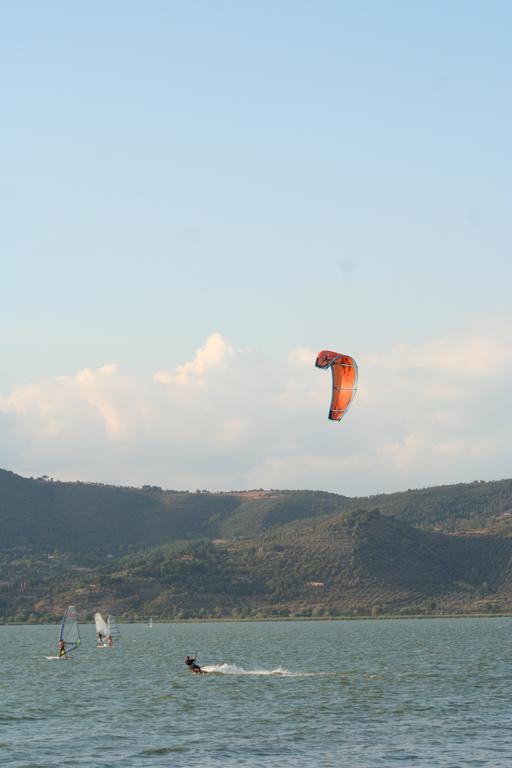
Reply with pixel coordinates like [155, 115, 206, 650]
[200, 663, 312, 677]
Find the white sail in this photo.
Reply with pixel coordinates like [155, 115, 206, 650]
[60, 605, 81, 652]
[94, 612, 109, 641]
[106, 614, 120, 640]
[148, 617, 153, 628]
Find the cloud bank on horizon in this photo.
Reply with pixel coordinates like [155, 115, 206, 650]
[1, 319, 511, 496]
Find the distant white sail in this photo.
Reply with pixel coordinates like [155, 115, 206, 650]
[148, 617, 153, 628]
[106, 614, 120, 640]
[94, 612, 109, 641]
[60, 605, 81, 653]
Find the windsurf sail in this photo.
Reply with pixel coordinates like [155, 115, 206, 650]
[106, 614, 120, 640]
[59, 605, 81, 653]
[94, 612, 109, 641]
[315, 350, 358, 421]
[148, 617, 153, 628]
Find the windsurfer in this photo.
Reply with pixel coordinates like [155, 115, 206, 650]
[58, 639, 67, 659]
[185, 654, 203, 674]
[97, 631, 106, 646]
[108, 634, 113, 647]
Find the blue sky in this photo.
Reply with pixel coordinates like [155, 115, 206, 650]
[1, 2, 511, 494]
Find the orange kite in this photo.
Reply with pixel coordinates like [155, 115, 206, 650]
[315, 350, 358, 421]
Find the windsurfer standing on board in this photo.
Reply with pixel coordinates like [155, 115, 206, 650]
[58, 639, 67, 659]
[185, 654, 203, 674]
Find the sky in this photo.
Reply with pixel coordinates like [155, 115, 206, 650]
[1, 1, 511, 495]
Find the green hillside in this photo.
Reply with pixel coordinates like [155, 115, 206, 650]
[105, 510, 512, 619]
[347, 479, 512, 531]
[0, 470, 347, 556]
[2, 508, 512, 622]
[3, 468, 512, 622]
[2, 469, 512, 557]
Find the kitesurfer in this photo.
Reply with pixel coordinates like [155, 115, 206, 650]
[185, 654, 203, 674]
[58, 639, 67, 659]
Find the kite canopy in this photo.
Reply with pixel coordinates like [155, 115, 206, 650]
[315, 350, 358, 421]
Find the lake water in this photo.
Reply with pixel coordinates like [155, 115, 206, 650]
[1, 618, 512, 767]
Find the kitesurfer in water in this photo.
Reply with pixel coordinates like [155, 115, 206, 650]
[58, 639, 67, 659]
[185, 654, 203, 674]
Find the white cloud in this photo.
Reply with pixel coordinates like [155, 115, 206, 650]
[1, 319, 511, 495]
[367, 325, 512, 379]
[287, 346, 315, 367]
[433, 439, 495, 459]
[0, 364, 138, 440]
[154, 333, 234, 387]
[216, 417, 246, 447]
[424, 383, 463, 401]
[379, 434, 424, 470]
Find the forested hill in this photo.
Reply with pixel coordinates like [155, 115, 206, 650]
[1, 468, 512, 555]
[4, 507, 512, 622]
[3, 468, 512, 621]
[0, 469, 346, 554]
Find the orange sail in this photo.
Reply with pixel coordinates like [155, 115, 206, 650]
[315, 350, 358, 421]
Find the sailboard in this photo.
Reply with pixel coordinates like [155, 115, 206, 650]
[95, 612, 109, 646]
[106, 614, 120, 641]
[61, 605, 80, 653]
[47, 605, 81, 659]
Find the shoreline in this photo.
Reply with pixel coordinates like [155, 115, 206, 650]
[2, 611, 511, 626]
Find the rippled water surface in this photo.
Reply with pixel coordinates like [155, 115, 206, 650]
[1, 618, 512, 766]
